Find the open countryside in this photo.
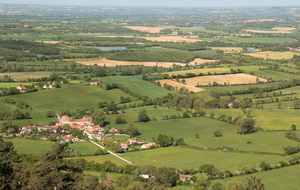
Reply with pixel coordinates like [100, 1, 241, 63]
[1, 4, 300, 190]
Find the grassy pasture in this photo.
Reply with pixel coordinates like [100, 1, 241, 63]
[162, 68, 231, 76]
[254, 70, 300, 81]
[245, 51, 300, 59]
[100, 75, 171, 98]
[210, 109, 300, 130]
[120, 146, 292, 171]
[145, 46, 216, 54]
[0, 72, 53, 80]
[212, 164, 300, 190]
[72, 154, 130, 165]
[110, 117, 299, 153]
[210, 47, 243, 53]
[0, 82, 33, 88]
[3, 138, 99, 155]
[0, 86, 132, 113]
[251, 37, 298, 43]
[105, 108, 181, 125]
[0, 35, 52, 41]
[0, 104, 56, 127]
[200, 82, 281, 94]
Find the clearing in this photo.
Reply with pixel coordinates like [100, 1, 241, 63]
[124, 26, 164, 33]
[210, 47, 243, 53]
[190, 58, 218, 65]
[244, 51, 300, 59]
[159, 74, 267, 92]
[0, 72, 53, 80]
[76, 59, 186, 68]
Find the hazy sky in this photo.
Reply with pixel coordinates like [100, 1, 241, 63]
[1, 0, 300, 7]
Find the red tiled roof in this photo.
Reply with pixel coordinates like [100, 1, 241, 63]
[66, 136, 74, 140]
[179, 173, 186, 179]
[18, 86, 27, 90]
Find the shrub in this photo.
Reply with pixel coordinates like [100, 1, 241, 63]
[214, 130, 222, 137]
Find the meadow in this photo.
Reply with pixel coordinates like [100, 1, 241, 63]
[84, 171, 133, 181]
[0, 86, 132, 113]
[0, 72, 53, 80]
[254, 70, 300, 81]
[105, 107, 181, 124]
[120, 146, 292, 171]
[0, 104, 56, 127]
[245, 51, 300, 59]
[209, 109, 300, 130]
[145, 46, 217, 54]
[212, 164, 300, 190]
[109, 117, 299, 153]
[99, 75, 171, 98]
[3, 138, 100, 155]
[0, 82, 34, 88]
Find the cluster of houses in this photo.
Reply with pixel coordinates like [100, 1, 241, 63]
[20, 115, 105, 142]
[18, 114, 157, 149]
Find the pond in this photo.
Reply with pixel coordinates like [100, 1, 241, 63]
[99, 47, 127, 51]
[247, 49, 256, 52]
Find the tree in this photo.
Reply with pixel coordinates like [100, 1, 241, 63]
[125, 120, 139, 137]
[193, 177, 211, 189]
[245, 176, 265, 190]
[92, 110, 106, 126]
[226, 179, 246, 190]
[214, 130, 222, 137]
[236, 117, 256, 134]
[137, 108, 150, 122]
[212, 182, 225, 190]
[0, 138, 21, 189]
[291, 124, 296, 131]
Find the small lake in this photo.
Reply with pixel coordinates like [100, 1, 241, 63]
[247, 49, 256, 52]
[99, 47, 127, 51]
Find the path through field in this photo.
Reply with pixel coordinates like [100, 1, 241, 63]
[90, 141, 133, 165]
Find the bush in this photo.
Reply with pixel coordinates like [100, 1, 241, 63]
[214, 130, 222, 137]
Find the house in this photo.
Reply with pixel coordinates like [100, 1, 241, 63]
[0, 89, 2, 94]
[127, 139, 138, 145]
[66, 136, 74, 142]
[109, 128, 117, 134]
[17, 86, 27, 92]
[0, 132, 7, 136]
[62, 115, 93, 126]
[141, 143, 155, 149]
[178, 173, 191, 181]
[48, 85, 53, 89]
[140, 175, 150, 179]
[228, 102, 233, 108]
[120, 143, 128, 151]
[43, 85, 48, 89]
[90, 81, 101, 85]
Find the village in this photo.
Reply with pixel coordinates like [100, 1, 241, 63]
[8, 114, 156, 152]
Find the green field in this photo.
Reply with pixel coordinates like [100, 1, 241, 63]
[100, 75, 171, 98]
[254, 70, 300, 81]
[105, 107, 181, 124]
[162, 68, 231, 76]
[0, 104, 56, 127]
[209, 109, 300, 130]
[0, 72, 53, 80]
[0, 82, 34, 88]
[110, 117, 300, 153]
[245, 51, 300, 59]
[212, 164, 300, 190]
[200, 82, 281, 95]
[0, 85, 132, 113]
[145, 46, 216, 54]
[120, 146, 292, 171]
[3, 138, 100, 155]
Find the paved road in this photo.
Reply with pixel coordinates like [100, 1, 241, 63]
[56, 113, 62, 124]
[90, 141, 133, 165]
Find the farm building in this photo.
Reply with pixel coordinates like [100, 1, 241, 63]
[128, 139, 138, 145]
[141, 143, 155, 149]
[90, 81, 101, 85]
[17, 86, 27, 92]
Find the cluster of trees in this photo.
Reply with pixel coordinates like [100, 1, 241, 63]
[156, 134, 186, 147]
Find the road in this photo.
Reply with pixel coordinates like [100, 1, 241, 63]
[90, 140, 133, 165]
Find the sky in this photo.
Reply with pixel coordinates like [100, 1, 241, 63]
[1, 0, 299, 7]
